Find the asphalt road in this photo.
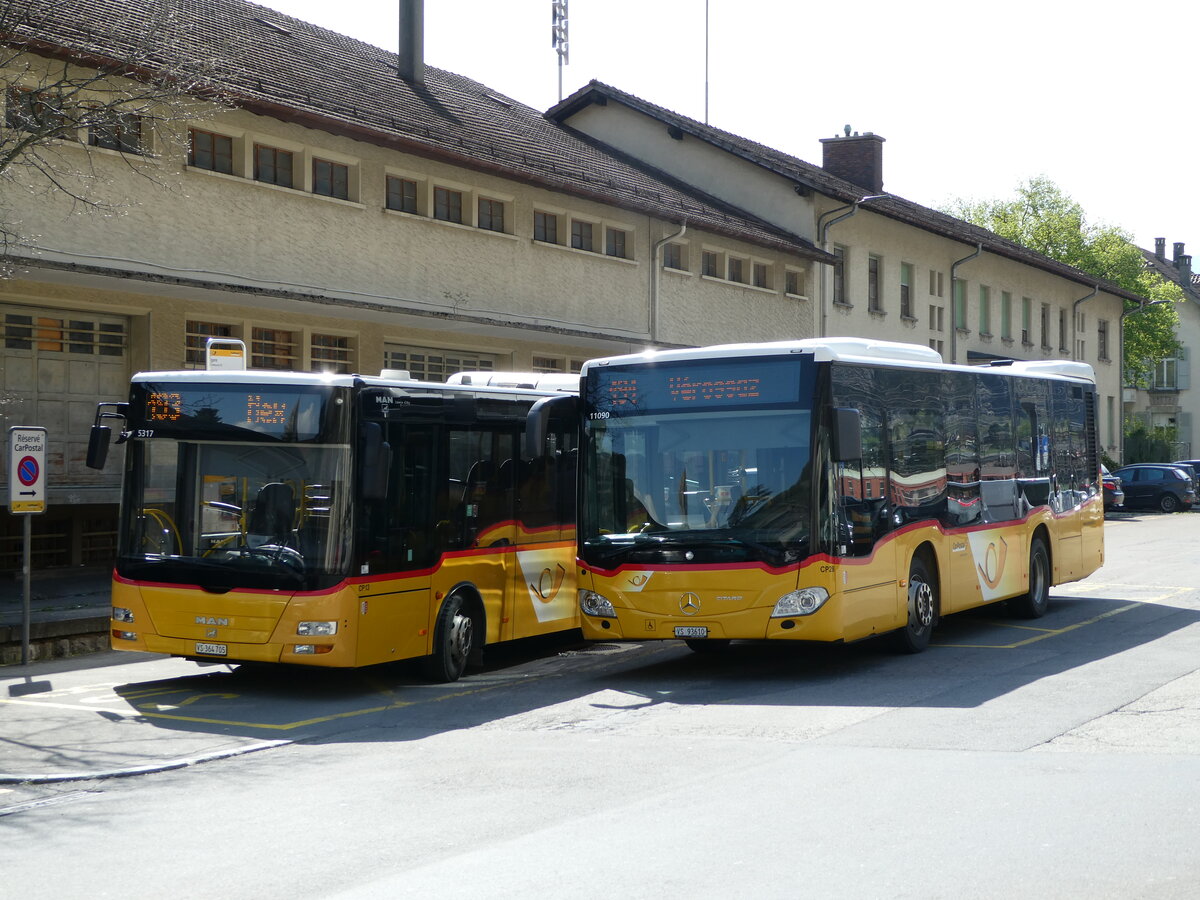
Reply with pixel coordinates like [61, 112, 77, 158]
[3, 510, 1200, 898]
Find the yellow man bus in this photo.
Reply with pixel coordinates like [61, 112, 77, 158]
[575, 338, 1103, 652]
[86, 367, 578, 680]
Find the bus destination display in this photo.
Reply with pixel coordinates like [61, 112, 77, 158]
[587, 356, 806, 415]
[138, 383, 331, 440]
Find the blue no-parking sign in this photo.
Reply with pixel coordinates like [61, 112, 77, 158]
[8, 426, 47, 514]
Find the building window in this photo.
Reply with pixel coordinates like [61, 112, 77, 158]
[3, 313, 32, 349]
[727, 257, 745, 283]
[900, 263, 913, 318]
[701, 250, 721, 278]
[663, 242, 684, 271]
[1001, 291, 1013, 341]
[979, 285, 991, 335]
[384, 345, 499, 382]
[785, 270, 802, 296]
[1058, 308, 1068, 352]
[929, 269, 944, 298]
[929, 304, 944, 333]
[833, 246, 847, 305]
[571, 220, 594, 252]
[433, 186, 463, 223]
[64, 319, 125, 356]
[1040, 303, 1051, 350]
[189, 129, 233, 174]
[478, 197, 505, 233]
[311, 333, 353, 373]
[867, 255, 883, 312]
[533, 356, 565, 373]
[251, 327, 297, 370]
[1098, 319, 1110, 361]
[254, 144, 294, 187]
[953, 280, 966, 330]
[313, 158, 349, 199]
[1022, 297, 1033, 345]
[753, 262, 771, 289]
[6, 87, 66, 134]
[1154, 358, 1178, 390]
[186, 320, 236, 368]
[534, 210, 558, 244]
[386, 176, 419, 214]
[88, 111, 143, 154]
[605, 227, 628, 259]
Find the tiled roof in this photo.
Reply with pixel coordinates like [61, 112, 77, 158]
[1141, 247, 1199, 300]
[550, 81, 1151, 305]
[9, 0, 828, 260]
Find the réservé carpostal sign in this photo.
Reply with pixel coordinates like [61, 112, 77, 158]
[8, 426, 47, 514]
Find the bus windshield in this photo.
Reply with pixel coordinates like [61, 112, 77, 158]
[582, 407, 814, 568]
[118, 439, 352, 590]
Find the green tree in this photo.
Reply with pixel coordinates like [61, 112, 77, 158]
[944, 176, 1182, 387]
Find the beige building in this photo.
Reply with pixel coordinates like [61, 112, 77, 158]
[0, 0, 1147, 572]
[550, 83, 1143, 463]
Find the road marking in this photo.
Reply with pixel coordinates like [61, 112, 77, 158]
[935, 601, 1141, 649]
[0, 669, 553, 731]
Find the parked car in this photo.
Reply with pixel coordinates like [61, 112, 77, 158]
[1101, 464, 1124, 511]
[1171, 460, 1200, 492]
[1112, 464, 1196, 512]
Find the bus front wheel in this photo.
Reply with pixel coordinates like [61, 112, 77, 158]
[1009, 537, 1050, 619]
[893, 555, 936, 653]
[422, 593, 475, 683]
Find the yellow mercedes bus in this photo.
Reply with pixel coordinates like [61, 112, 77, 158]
[574, 338, 1103, 652]
[86, 366, 578, 680]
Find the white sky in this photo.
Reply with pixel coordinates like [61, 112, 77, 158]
[255, 0, 1199, 254]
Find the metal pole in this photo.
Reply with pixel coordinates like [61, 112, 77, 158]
[22, 512, 30, 666]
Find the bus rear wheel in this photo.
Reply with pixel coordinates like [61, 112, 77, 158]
[422, 593, 475, 683]
[1009, 537, 1050, 619]
[893, 555, 936, 653]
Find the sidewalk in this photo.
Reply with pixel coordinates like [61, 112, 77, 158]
[0, 567, 112, 665]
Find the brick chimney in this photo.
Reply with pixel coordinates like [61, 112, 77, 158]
[1173, 241, 1186, 264]
[820, 128, 885, 194]
[398, 0, 424, 83]
[1179, 255, 1193, 284]
[1155, 237, 1166, 260]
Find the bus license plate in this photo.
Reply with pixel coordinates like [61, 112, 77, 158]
[195, 642, 227, 656]
[674, 626, 708, 639]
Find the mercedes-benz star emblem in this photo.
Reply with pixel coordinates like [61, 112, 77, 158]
[679, 592, 701, 616]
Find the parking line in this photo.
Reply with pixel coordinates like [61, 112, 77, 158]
[935, 601, 1141, 650]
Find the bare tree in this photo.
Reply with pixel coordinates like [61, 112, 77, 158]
[0, 0, 230, 269]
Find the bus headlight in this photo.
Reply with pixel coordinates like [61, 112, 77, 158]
[112, 607, 135, 623]
[297, 621, 338, 636]
[579, 590, 616, 618]
[771, 587, 829, 617]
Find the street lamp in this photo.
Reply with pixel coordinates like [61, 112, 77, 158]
[1118, 298, 1173, 464]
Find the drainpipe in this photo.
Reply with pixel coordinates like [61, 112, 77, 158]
[1071, 285, 1099, 361]
[650, 222, 686, 344]
[816, 194, 886, 337]
[949, 243, 982, 365]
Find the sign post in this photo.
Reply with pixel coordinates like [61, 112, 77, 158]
[8, 426, 47, 666]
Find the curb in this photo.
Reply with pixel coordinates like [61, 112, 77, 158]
[0, 739, 292, 785]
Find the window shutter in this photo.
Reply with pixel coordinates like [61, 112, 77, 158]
[1177, 352, 1190, 391]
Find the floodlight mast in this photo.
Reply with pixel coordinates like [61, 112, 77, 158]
[552, 0, 569, 101]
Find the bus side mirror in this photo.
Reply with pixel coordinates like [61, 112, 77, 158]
[86, 425, 111, 470]
[831, 407, 862, 462]
[85, 402, 129, 470]
[523, 395, 578, 461]
[359, 423, 391, 501]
